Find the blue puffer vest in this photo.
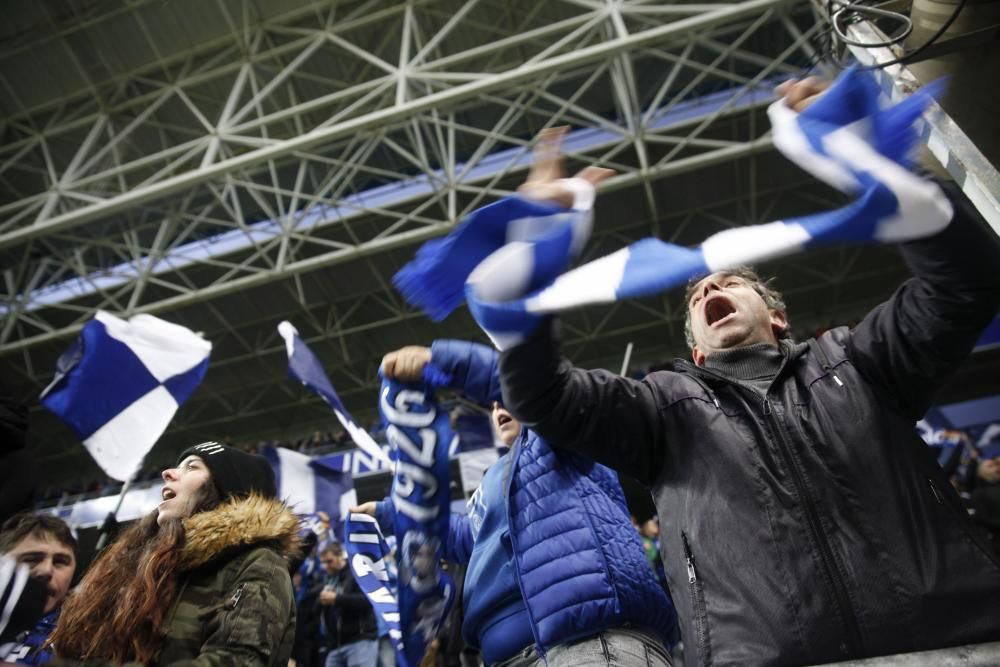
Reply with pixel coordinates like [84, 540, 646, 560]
[431, 340, 679, 654]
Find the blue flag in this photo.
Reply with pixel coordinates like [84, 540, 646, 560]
[40, 311, 211, 481]
[278, 321, 392, 467]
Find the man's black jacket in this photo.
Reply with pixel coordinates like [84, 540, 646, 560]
[315, 569, 377, 650]
[500, 185, 1000, 666]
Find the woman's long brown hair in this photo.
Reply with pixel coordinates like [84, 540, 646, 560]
[50, 482, 220, 663]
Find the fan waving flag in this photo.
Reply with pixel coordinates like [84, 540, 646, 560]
[40, 311, 211, 481]
[393, 68, 952, 350]
[278, 321, 392, 468]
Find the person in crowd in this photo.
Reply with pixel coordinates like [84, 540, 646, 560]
[291, 580, 323, 667]
[374, 537, 398, 667]
[360, 339, 679, 666]
[45, 442, 299, 666]
[0, 557, 49, 648]
[496, 80, 1000, 665]
[966, 449, 1000, 554]
[0, 514, 77, 664]
[431, 563, 477, 667]
[638, 516, 667, 590]
[313, 543, 377, 667]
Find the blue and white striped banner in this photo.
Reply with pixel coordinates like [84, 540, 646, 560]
[40, 311, 211, 481]
[395, 68, 952, 349]
[278, 321, 392, 467]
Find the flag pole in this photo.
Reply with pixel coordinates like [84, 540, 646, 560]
[94, 469, 138, 550]
[619, 342, 634, 376]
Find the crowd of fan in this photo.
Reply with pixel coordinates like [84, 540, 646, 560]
[4, 79, 1000, 666]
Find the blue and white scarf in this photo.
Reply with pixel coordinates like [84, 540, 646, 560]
[346, 376, 456, 667]
[393, 68, 952, 349]
[344, 513, 403, 655]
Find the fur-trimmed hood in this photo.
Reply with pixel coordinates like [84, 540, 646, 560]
[178, 493, 301, 570]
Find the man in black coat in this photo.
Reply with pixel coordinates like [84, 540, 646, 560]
[498, 79, 1000, 665]
[315, 542, 377, 667]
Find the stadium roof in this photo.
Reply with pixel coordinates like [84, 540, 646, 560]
[2, 0, 997, 490]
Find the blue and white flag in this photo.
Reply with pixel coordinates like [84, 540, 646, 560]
[262, 446, 356, 531]
[394, 68, 953, 349]
[40, 311, 211, 481]
[278, 321, 392, 467]
[348, 376, 456, 667]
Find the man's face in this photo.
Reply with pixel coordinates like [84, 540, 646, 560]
[491, 402, 521, 448]
[413, 544, 437, 578]
[321, 550, 348, 574]
[980, 458, 1000, 483]
[7, 534, 76, 614]
[158, 455, 211, 525]
[688, 272, 787, 366]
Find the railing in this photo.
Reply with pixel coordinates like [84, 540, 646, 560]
[813, 641, 1000, 666]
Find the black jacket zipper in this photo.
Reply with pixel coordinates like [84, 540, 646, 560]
[681, 358, 865, 657]
[682, 531, 712, 666]
[761, 394, 864, 656]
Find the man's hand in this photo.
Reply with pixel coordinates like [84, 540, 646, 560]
[319, 589, 337, 606]
[380, 346, 432, 381]
[349, 501, 378, 517]
[775, 76, 830, 113]
[517, 126, 615, 208]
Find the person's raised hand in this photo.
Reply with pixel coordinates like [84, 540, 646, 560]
[517, 126, 615, 208]
[775, 76, 831, 113]
[349, 501, 378, 517]
[380, 345, 431, 382]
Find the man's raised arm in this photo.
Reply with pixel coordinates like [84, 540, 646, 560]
[500, 320, 667, 485]
[847, 180, 1000, 419]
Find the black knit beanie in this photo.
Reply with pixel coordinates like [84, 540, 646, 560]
[176, 442, 277, 501]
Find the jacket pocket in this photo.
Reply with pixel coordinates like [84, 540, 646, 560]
[682, 532, 712, 666]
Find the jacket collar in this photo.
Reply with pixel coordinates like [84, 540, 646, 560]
[178, 493, 301, 570]
[675, 339, 808, 386]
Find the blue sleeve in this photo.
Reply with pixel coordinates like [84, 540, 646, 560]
[375, 496, 396, 536]
[430, 340, 502, 405]
[444, 513, 474, 565]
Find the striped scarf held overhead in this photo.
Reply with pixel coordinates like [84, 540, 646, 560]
[393, 68, 952, 350]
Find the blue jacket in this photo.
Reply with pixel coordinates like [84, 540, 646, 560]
[428, 340, 679, 654]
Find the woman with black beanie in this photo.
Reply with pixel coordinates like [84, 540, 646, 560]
[47, 442, 300, 666]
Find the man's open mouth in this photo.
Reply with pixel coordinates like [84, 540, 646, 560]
[497, 413, 513, 427]
[705, 296, 736, 327]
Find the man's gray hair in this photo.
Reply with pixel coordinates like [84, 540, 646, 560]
[683, 266, 790, 350]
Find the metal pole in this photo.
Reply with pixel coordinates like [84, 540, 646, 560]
[94, 474, 135, 550]
[620, 342, 634, 376]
